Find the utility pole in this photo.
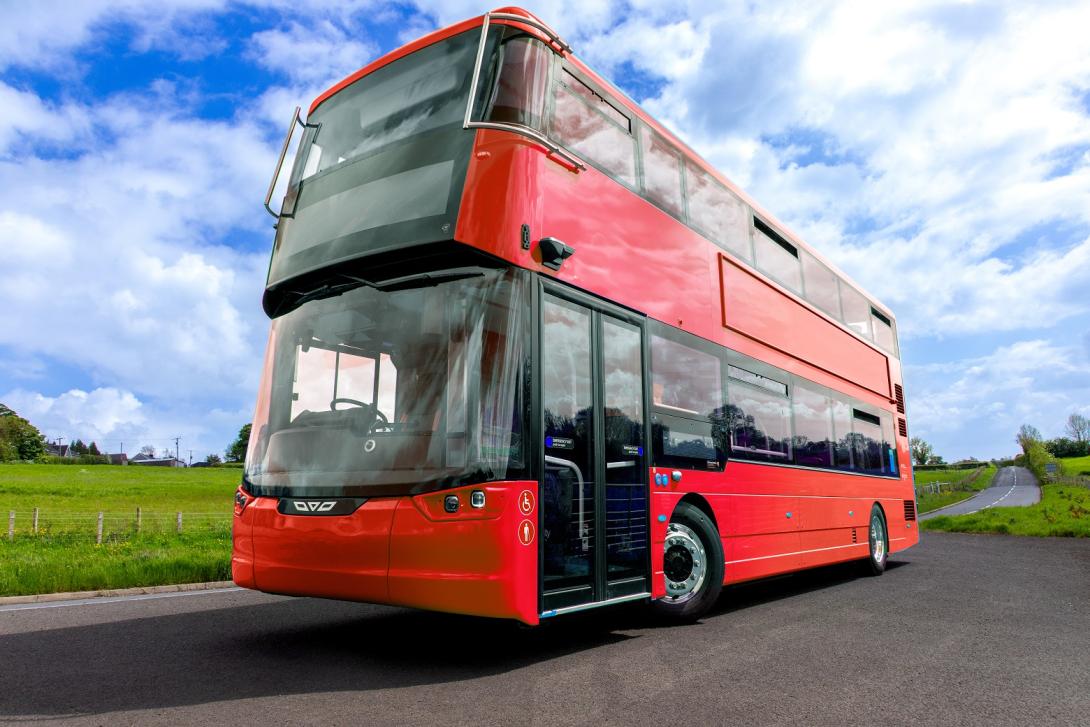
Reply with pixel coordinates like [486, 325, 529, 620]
[188, 450, 193, 466]
[174, 437, 180, 463]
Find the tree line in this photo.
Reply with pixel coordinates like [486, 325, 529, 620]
[1, 401, 253, 466]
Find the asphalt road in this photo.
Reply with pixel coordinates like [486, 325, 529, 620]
[921, 466, 1041, 520]
[2, 532, 1088, 726]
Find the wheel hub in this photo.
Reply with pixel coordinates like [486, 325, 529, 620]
[662, 523, 707, 603]
[870, 514, 886, 564]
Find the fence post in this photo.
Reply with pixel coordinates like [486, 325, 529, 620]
[7, 511, 13, 541]
[96, 512, 103, 545]
[176, 511, 182, 534]
[136, 506, 142, 533]
[33, 508, 39, 535]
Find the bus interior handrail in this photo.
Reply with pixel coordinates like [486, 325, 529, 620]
[545, 454, 588, 551]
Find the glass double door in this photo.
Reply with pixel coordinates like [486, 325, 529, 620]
[541, 291, 649, 612]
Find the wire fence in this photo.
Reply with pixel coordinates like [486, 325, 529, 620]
[4, 508, 231, 545]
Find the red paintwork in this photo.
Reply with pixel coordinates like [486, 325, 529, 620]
[236, 6, 918, 622]
[236, 481, 540, 624]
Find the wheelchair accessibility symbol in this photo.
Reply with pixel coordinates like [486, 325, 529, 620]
[518, 490, 535, 516]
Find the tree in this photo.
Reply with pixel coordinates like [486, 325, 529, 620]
[140, 445, 156, 457]
[205, 453, 223, 465]
[71, 439, 88, 455]
[0, 404, 46, 462]
[1016, 424, 1042, 454]
[909, 437, 934, 466]
[226, 423, 252, 463]
[88, 441, 101, 456]
[1045, 437, 1090, 458]
[926, 454, 945, 465]
[1066, 413, 1090, 443]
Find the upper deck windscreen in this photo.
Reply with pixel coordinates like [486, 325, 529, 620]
[266, 29, 484, 296]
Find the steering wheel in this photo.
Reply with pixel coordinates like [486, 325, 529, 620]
[330, 398, 390, 432]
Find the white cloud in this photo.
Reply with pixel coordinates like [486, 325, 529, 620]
[3, 387, 145, 446]
[0, 0, 231, 72]
[905, 338, 1090, 459]
[248, 20, 378, 85]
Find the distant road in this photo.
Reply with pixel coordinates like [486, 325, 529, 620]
[920, 465, 1040, 520]
[2, 532, 1089, 725]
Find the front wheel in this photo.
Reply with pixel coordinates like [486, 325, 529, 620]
[651, 502, 724, 622]
[862, 504, 888, 576]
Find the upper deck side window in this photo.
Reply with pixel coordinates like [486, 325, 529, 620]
[684, 160, 751, 262]
[638, 124, 684, 220]
[549, 67, 638, 188]
[753, 217, 802, 294]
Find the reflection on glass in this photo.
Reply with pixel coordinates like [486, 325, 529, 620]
[801, 250, 841, 318]
[602, 318, 646, 583]
[685, 160, 750, 261]
[651, 334, 722, 417]
[639, 125, 684, 218]
[542, 297, 594, 592]
[727, 382, 793, 461]
[754, 227, 802, 293]
[551, 82, 637, 187]
[841, 284, 872, 340]
[792, 385, 834, 468]
[246, 269, 527, 497]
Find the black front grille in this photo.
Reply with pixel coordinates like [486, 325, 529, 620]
[904, 500, 916, 521]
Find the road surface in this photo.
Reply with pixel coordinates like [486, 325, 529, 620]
[2, 532, 1088, 725]
[920, 465, 1040, 520]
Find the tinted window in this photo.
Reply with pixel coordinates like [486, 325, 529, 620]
[551, 73, 637, 187]
[851, 409, 884, 474]
[831, 396, 854, 470]
[650, 328, 727, 471]
[684, 160, 751, 261]
[880, 411, 899, 476]
[840, 284, 872, 340]
[483, 36, 550, 128]
[754, 226, 802, 293]
[727, 368, 792, 462]
[651, 334, 723, 417]
[792, 385, 833, 468]
[639, 125, 684, 218]
[801, 250, 841, 318]
[872, 309, 896, 354]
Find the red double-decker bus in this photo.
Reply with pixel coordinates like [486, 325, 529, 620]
[232, 7, 917, 624]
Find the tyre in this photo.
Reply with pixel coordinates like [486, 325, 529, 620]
[862, 504, 888, 576]
[651, 501, 724, 621]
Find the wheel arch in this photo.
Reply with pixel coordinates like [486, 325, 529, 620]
[677, 493, 719, 533]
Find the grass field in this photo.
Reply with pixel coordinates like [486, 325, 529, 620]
[1059, 455, 1090, 477]
[921, 483, 1090, 537]
[914, 466, 995, 514]
[0, 464, 239, 597]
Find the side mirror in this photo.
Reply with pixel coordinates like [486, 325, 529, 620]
[538, 237, 575, 271]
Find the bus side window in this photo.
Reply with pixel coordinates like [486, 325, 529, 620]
[638, 124, 684, 219]
[550, 70, 637, 189]
[649, 329, 726, 470]
[684, 160, 750, 262]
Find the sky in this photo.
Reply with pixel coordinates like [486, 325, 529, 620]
[1, 0, 1088, 462]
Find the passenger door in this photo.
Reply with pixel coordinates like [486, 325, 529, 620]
[539, 288, 650, 614]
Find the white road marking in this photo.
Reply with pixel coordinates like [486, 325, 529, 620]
[0, 587, 244, 613]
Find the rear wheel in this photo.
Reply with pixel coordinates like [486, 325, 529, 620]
[862, 504, 888, 576]
[651, 502, 724, 621]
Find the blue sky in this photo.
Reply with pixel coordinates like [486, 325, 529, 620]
[1, 0, 1088, 462]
